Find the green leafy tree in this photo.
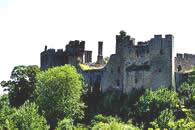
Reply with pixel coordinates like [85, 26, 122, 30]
[0, 101, 49, 130]
[0, 94, 9, 109]
[12, 102, 49, 130]
[36, 65, 85, 128]
[134, 87, 178, 128]
[0, 94, 16, 130]
[1, 65, 40, 107]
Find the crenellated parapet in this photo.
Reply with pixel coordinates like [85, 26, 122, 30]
[101, 31, 175, 93]
[65, 40, 85, 56]
[40, 31, 193, 94]
[40, 40, 93, 70]
[115, 31, 174, 61]
[175, 53, 195, 72]
[115, 31, 135, 54]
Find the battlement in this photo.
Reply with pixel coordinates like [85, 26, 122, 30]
[40, 31, 195, 94]
[66, 40, 85, 49]
[102, 31, 175, 93]
[41, 40, 93, 70]
[41, 48, 56, 56]
[115, 31, 135, 54]
[65, 40, 85, 56]
[115, 31, 173, 59]
[57, 49, 63, 53]
[116, 30, 131, 42]
[175, 53, 195, 73]
[176, 53, 195, 60]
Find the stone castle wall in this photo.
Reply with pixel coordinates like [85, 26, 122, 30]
[101, 31, 175, 93]
[175, 53, 195, 88]
[40, 40, 92, 70]
[175, 53, 195, 72]
[40, 31, 195, 94]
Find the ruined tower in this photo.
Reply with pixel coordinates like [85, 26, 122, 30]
[97, 41, 103, 64]
[40, 40, 92, 70]
[101, 31, 175, 93]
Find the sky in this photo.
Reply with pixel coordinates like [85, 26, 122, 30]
[0, 0, 195, 94]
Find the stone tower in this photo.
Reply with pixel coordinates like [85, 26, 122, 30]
[101, 31, 175, 93]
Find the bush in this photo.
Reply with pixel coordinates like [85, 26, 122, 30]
[91, 114, 139, 130]
[150, 109, 175, 129]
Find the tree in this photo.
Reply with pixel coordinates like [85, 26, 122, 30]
[0, 94, 9, 109]
[134, 88, 178, 128]
[1, 65, 40, 107]
[0, 101, 49, 130]
[12, 102, 49, 130]
[36, 65, 85, 128]
[0, 94, 16, 129]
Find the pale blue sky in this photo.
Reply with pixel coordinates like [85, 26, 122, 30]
[1, 0, 195, 94]
[0, 0, 8, 8]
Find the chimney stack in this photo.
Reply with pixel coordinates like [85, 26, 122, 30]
[44, 45, 47, 51]
[97, 41, 103, 64]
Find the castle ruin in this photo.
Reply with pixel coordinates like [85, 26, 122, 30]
[40, 31, 195, 93]
[41, 40, 92, 69]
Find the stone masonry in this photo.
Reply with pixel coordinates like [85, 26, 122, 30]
[41, 40, 92, 70]
[40, 31, 195, 93]
[101, 31, 175, 93]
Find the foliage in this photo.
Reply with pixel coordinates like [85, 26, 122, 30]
[91, 121, 139, 130]
[186, 67, 195, 85]
[168, 118, 195, 130]
[150, 107, 195, 129]
[83, 87, 145, 124]
[91, 115, 139, 130]
[178, 82, 195, 108]
[103, 56, 110, 64]
[168, 107, 195, 129]
[150, 109, 175, 129]
[79, 64, 98, 71]
[12, 102, 49, 130]
[2, 64, 195, 129]
[1, 65, 40, 107]
[91, 114, 121, 125]
[0, 100, 16, 130]
[0, 101, 49, 130]
[0, 94, 9, 109]
[56, 118, 74, 130]
[36, 65, 86, 128]
[134, 87, 178, 128]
